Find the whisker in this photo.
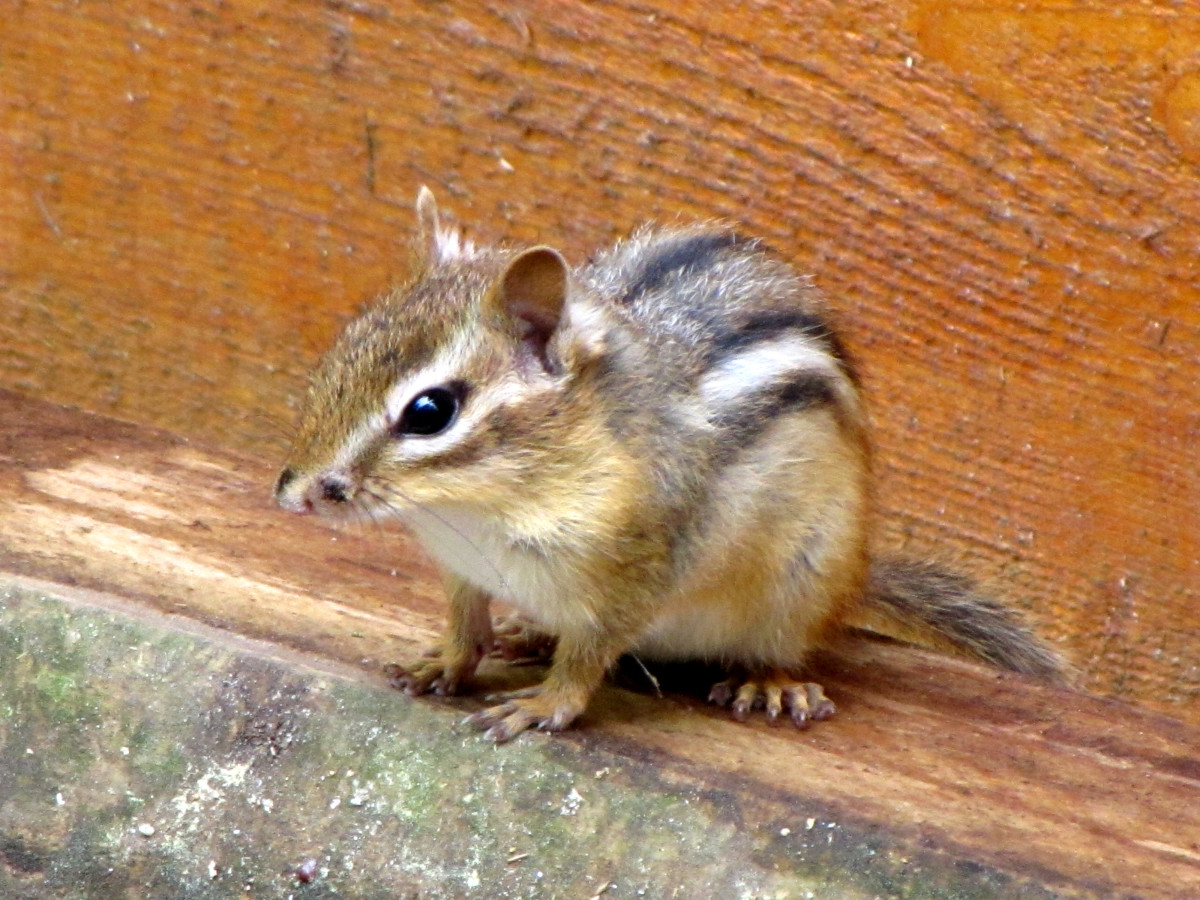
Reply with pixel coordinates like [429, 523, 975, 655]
[246, 411, 297, 445]
[358, 487, 407, 545]
[626, 654, 663, 698]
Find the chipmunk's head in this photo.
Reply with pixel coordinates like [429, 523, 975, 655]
[275, 187, 606, 522]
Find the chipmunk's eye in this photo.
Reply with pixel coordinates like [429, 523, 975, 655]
[395, 386, 460, 437]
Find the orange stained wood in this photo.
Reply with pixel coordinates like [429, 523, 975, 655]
[0, 0, 1197, 722]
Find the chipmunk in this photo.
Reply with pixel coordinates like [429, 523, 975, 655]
[275, 188, 1062, 742]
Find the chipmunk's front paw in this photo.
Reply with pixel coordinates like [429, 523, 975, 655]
[708, 669, 835, 729]
[384, 647, 479, 697]
[490, 615, 557, 664]
[463, 687, 584, 742]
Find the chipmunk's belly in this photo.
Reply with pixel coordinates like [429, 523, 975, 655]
[636, 596, 819, 666]
[634, 545, 832, 666]
[635, 607, 756, 662]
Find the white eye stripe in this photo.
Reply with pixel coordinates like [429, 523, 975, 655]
[699, 335, 839, 408]
[320, 339, 473, 471]
[389, 376, 535, 462]
[368, 335, 536, 463]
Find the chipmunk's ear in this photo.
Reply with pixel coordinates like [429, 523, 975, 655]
[495, 246, 570, 374]
[415, 185, 441, 262]
[415, 186, 474, 264]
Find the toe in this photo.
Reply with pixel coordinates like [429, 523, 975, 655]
[764, 683, 784, 724]
[483, 685, 541, 702]
[707, 679, 736, 707]
[464, 701, 516, 732]
[465, 699, 540, 743]
[779, 682, 836, 729]
[489, 616, 556, 663]
[383, 662, 407, 689]
[711, 669, 835, 729]
[464, 690, 584, 741]
[731, 682, 759, 721]
[384, 662, 431, 695]
[806, 683, 836, 721]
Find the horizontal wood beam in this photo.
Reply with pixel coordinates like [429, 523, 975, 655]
[1, 390, 1197, 897]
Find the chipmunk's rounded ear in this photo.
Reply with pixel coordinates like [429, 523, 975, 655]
[415, 185, 441, 262]
[496, 246, 570, 374]
[498, 247, 567, 329]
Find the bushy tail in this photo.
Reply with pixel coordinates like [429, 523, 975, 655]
[849, 557, 1064, 681]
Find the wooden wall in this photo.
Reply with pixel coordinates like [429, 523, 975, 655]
[1, 0, 1197, 720]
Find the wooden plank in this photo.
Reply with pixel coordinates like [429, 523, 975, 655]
[0, 2, 1196, 717]
[1, 390, 1197, 898]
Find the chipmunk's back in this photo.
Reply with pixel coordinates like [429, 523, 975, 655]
[581, 225, 854, 386]
[568, 225, 866, 498]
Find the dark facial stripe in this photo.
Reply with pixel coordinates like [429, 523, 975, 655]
[275, 467, 298, 496]
[620, 231, 744, 305]
[712, 369, 840, 454]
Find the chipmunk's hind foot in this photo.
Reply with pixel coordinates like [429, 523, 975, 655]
[708, 667, 835, 729]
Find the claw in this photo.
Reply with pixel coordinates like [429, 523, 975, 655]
[707, 679, 735, 707]
[708, 668, 835, 729]
[384, 651, 477, 698]
[463, 687, 584, 742]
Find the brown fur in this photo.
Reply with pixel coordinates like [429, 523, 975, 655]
[276, 189, 1062, 741]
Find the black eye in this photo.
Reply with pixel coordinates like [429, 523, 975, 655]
[396, 386, 460, 437]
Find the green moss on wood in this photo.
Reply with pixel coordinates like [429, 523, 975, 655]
[0, 582, 1062, 899]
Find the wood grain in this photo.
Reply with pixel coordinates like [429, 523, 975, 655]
[0, 1, 1196, 719]
[1, 389, 1198, 899]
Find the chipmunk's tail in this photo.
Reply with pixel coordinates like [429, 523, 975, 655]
[849, 557, 1064, 681]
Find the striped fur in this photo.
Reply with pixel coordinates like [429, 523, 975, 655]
[276, 190, 1061, 739]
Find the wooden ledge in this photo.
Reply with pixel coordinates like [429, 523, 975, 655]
[1, 389, 1197, 898]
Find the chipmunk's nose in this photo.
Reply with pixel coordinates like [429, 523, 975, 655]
[319, 474, 353, 503]
[275, 466, 356, 514]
